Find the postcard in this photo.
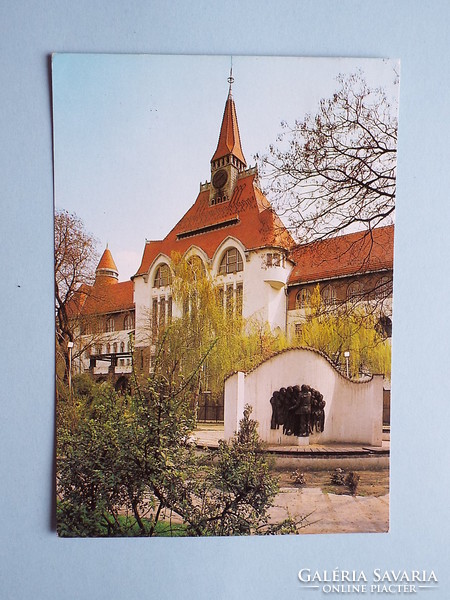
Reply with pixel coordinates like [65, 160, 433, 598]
[53, 54, 399, 537]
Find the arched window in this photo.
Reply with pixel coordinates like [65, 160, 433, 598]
[154, 264, 172, 288]
[187, 256, 205, 279]
[347, 281, 363, 301]
[219, 248, 243, 275]
[120, 341, 125, 353]
[106, 343, 111, 354]
[113, 342, 118, 354]
[295, 288, 310, 309]
[124, 314, 134, 330]
[322, 284, 337, 305]
[106, 317, 115, 332]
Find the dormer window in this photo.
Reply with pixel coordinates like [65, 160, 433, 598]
[154, 264, 172, 288]
[219, 248, 243, 275]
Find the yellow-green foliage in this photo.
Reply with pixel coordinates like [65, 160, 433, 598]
[297, 285, 391, 379]
[155, 254, 288, 398]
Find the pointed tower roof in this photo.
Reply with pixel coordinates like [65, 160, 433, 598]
[97, 247, 118, 271]
[211, 77, 247, 166]
[95, 246, 119, 285]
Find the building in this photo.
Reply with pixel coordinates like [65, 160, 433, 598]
[72, 77, 394, 390]
[287, 226, 394, 340]
[74, 247, 135, 390]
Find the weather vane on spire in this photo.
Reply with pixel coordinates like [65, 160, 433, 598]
[228, 57, 234, 91]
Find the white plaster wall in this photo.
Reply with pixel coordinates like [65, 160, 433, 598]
[241, 249, 290, 331]
[224, 372, 245, 440]
[134, 242, 293, 351]
[133, 274, 151, 347]
[224, 348, 383, 447]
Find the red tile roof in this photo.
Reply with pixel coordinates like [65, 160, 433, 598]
[211, 90, 246, 165]
[134, 172, 294, 276]
[72, 280, 134, 317]
[97, 247, 118, 272]
[288, 225, 394, 285]
[81, 281, 134, 315]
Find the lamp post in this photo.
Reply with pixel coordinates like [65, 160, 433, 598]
[67, 341, 74, 401]
[344, 351, 350, 378]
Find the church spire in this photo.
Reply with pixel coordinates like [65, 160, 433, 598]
[210, 72, 247, 205]
[211, 71, 246, 168]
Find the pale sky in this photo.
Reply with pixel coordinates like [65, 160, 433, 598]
[52, 54, 399, 281]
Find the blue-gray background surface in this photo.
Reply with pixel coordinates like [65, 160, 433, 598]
[1, 2, 449, 599]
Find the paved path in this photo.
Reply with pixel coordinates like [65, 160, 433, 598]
[194, 424, 389, 534]
[269, 487, 389, 534]
[193, 425, 390, 456]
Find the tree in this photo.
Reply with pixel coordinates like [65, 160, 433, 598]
[57, 375, 303, 536]
[296, 285, 391, 379]
[54, 209, 98, 383]
[258, 70, 398, 243]
[150, 253, 288, 411]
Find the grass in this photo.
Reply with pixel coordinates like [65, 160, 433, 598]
[56, 503, 188, 537]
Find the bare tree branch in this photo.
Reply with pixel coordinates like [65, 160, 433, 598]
[256, 70, 398, 244]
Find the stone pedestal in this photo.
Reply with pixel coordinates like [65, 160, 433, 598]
[296, 436, 309, 446]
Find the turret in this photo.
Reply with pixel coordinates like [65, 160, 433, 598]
[95, 246, 118, 285]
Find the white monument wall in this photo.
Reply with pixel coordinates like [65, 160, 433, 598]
[224, 348, 384, 447]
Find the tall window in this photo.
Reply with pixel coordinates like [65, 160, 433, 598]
[120, 341, 125, 353]
[159, 297, 166, 328]
[152, 296, 171, 341]
[295, 288, 310, 309]
[219, 248, 243, 275]
[154, 263, 172, 288]
[124, 314, 134, 330]
[152, 298, 158, 342]
[236, 282, 243, 316]
[106, 317, 115, 332]
[226, 284, 234, 315]
[217, 282, 244, 316]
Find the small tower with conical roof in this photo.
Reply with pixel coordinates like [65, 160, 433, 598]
[95, 246, 118, 285]
[209, 71, 247, 205]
